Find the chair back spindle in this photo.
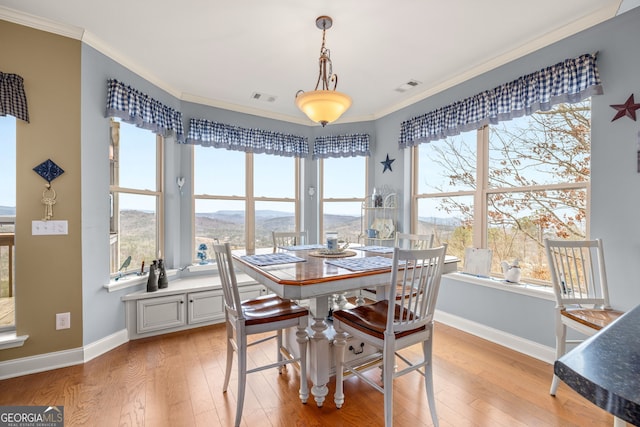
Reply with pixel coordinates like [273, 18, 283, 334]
[394, 232, 434, 250]
[213, 243, 244, 320]
[272, 231, 308, 249]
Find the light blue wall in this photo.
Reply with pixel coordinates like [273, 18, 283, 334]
[81, 7, 640, 348]
[80, 44, 186, 344]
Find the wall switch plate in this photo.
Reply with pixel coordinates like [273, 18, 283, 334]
[56, 312, 70, 330]
[32, 220, 68, 235]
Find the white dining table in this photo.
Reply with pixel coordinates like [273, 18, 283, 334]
[232, 246, 459, 407]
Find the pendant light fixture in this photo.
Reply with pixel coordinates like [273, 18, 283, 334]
[295, 16, 352, 127]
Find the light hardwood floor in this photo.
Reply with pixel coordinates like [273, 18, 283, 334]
[0, 322, 612, 426]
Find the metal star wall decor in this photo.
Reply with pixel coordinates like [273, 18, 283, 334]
[381, 154, 395, 173]
[610, 94, 640, 122]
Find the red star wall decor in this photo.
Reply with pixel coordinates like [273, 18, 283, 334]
[610, 94, 640, 122]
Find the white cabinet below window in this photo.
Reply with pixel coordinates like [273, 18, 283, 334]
[137, 294, 187, 334]
[188, 290, 223, 325]
[123, 275, 266, 339]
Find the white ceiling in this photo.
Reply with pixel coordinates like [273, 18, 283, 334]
[0, 0, 636, 126]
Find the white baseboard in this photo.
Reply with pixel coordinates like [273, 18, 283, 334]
[83, 329, 129, 362]
[0, 329, 129, 380]
[435, 309, 555, 364]
[0, 347, 84, 380]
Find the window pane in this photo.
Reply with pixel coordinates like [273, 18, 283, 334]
[114, 193, 157, 274]
[0, 117, 16, 210]
[255, 201, 295, 248]
[417, 132, 477, 194]
[194, 146, 245, 196]
[110, 121, 161, 275]
[487, 189, 587, 280]
[116, 121, 157, 190]
[323, 201, 363, 244]
[323, 157, 365, 198]
[488, 101, 591, 188]
[417, 196, 473, 264]
[0, 116, 15, 328]
[255, 153, 295, 198]
[195, 199, 245, 251]
[322, 156, 365, 243]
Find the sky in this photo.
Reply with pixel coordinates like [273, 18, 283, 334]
[0, 116, 16, 208]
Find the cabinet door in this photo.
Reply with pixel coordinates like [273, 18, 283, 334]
[137, 294, 186, 333]
[188, 290, 224, 324]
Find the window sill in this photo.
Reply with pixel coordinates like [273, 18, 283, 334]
[103, 268, 179, 293]
[446, 272, 555, 301]
[0, 332, 29, 350]
[186, 263, 216, 273]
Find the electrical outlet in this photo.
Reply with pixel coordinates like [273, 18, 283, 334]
[56, 312, 70, 330]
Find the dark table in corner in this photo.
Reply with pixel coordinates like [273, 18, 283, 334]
[554, 304, 640, 426]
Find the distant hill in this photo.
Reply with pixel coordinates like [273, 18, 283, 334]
[417, 216, 462, 227]
[0, 206, 15, 216]
[195, 209, 361, 245]
[198, 210, 295, 220]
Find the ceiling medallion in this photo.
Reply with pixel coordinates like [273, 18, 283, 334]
[295, 16, 352, 127]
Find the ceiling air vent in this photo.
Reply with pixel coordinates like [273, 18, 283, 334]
[251, 92, 277, 103]
[394, 79, 421, 93]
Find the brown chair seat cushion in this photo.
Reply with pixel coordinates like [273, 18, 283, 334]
[241, 294, 308, 326]
[561, 307, 624, 330]
[333, 300, 425, 340]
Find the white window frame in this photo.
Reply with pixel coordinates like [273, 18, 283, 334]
[109, 119, 164, 276]
[412, 104, 591, 285]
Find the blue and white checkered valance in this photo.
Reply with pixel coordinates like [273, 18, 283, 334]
[186, 118, 309, 158]
[313, 134, 371, 159]
[399, 53, 603, 148]
[0, 71, 29, 122]
[105, 79, 185, 142]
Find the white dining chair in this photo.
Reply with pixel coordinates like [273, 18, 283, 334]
[395, 232, 434, 250]
[333, 244, 448, 427]
[359, 232, 436, 303]
[212, 242, 310, 427]
[272, 230, 308, 249]
[544, 238, 624, 396]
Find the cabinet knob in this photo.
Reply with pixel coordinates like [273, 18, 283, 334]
[189, 299, 193, 303]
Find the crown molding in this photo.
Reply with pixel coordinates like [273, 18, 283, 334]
[0, 5, 83, 39]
